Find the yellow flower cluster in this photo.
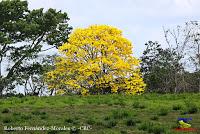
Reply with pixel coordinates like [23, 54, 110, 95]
[45, 25, 146, 95]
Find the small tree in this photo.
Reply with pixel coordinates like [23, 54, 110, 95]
[46, 25, 146, 95]
[141, 41, 182, 93]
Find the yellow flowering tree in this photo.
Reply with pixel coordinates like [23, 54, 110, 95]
[45, 25, 146, 95]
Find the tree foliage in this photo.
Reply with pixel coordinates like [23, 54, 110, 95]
[141, 21, 200, 93]
[0, 0, 72, 96]
[162, 21, 200, 92]
[141, 41, 182, 93]
[46, 25, 146, 95]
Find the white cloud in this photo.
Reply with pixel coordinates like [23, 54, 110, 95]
[27, 0, 200, 57]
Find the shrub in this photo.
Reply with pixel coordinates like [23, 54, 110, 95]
[31, 110, 41, 115]
[31, 110, 46, 115]
[70, 127, 80, 134]
[150, 116, 159, 121]
[133, 101, 146, 109]
[40, 115, 48, 120]
[105, 120, 117, 128]
[158, 108, 168, 116]
[12, 112, 21, 116]
[2, 108, 10, 113]
[3, 117, 12, 123]
[182, 101, 198, 114]
[65, 118, 79, 125]
[120, 130, 128, 134]
[187, 103, 198, 114]
[138, 122, 165, 134]
[126, 119, 136, 126]
[139, 104, 146, 109]
[28, 101, 36, 105]
[21, 114, 32, 120]
[107, 103, 113, 106]
[138, 122, 151, 131]
[135, 118, 141, 123]
[72, 118, 80, 125]
[188, 106, 198, 114]
[114, 101, 126, 106]
[112, 110, 130, 119]
[65, 118, 73, 124]
[148, 124, 165, 134]
[95, 121, 104, 126]
[171, 123, 178, 129]
[104, 116, 111, 121]
[172, 104, 182, 111]
[180, 110, 188, 115]
[86, 118, 96, 125]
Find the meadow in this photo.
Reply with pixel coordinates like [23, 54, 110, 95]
[0, 93, 199, 134]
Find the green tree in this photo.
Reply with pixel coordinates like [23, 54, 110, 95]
[0, 0, 72, 96]
[141, 41, 182, 93]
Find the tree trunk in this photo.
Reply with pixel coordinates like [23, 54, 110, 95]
[0, 84, 4, 97]
[174, 72, 178, 93]
[50, 89, 54, 96]
[198, 76, 200, 93]
[183, 74, 186, 92]
[0, 78, 5, 97]
[0, 89, 2, 97]
[198, 43, 200, 92]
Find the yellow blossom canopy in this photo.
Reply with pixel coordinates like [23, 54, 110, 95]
[46, 25, 146, 95]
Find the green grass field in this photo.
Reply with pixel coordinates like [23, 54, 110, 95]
[0, 93, 200, 134]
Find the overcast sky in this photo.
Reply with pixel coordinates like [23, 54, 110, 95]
[28, 0, 200, 57]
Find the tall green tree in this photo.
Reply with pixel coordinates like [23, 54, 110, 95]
[0, 0, 72, 96]
[141, 41, 182, 93]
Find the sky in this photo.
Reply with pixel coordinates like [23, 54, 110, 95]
[28, 0, 200, 57]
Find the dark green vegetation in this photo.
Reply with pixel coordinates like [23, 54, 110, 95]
[0, 0, 72, 96]
[141, 21, 200, 94]
[0, 93, 199, 134]
[141, 40, 200, 93]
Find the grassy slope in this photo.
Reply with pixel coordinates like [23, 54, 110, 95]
[0, 93, 200, 134]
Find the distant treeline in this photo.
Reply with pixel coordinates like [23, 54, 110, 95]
[141, 21, 200, 93]
[0, 0, 200, 97]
